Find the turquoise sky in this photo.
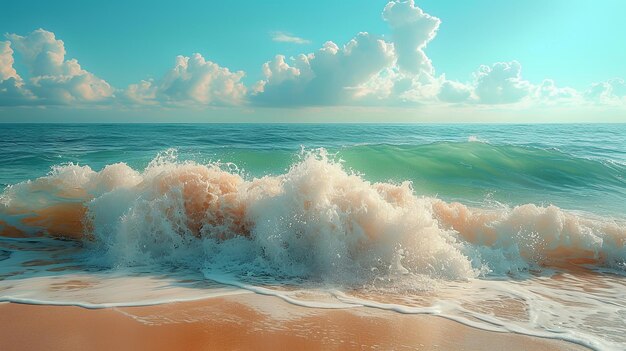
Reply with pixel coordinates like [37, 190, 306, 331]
[1, 0, 625, 122]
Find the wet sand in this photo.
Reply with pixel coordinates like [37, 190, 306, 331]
[0, 294, 588, 351]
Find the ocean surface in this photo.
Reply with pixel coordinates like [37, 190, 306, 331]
[0, 123, 625, 350]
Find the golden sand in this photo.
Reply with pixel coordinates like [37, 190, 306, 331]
[0, 294, 588, 351]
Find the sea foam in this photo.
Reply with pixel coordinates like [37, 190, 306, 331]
[1, 149, 624, 284]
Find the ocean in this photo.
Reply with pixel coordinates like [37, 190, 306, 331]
[0, 123, 625, 349]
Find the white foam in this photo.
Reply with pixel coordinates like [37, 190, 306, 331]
[2, 149, 625, 279]
[0, 273, 251, 309]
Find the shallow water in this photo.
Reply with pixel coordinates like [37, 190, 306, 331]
[0, 123, 625, 350]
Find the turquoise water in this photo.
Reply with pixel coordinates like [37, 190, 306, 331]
[1, 123, 625, 217]
[1, 123, 626, 350]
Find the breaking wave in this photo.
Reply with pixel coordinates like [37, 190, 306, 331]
[1, 149, 624, 285]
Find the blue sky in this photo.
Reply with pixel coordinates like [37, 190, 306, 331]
[1, 0, 625, 122]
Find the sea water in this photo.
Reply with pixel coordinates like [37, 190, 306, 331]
[0, 124, 625, 350]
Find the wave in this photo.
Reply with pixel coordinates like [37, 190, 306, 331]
[337, 142, 626, 192]
[1, 149, 625, 284]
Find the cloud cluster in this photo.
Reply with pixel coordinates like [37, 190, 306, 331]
[125, 53, 246, 106]
[473, 61, 532, 104]
[0, 41, 19, 81]
[383, 0, 440, 76]
[432, 61, 619, 108]
[5, 29, 113, 105]
[585, 78, 626, 105]
[253, 33, 394, 106]
[0, 1, 624, 114]
[534, 79, 579, 103]
[0, 41, 33, 105]
[437, 79, 472, 103]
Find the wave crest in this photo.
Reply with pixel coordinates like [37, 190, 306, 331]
[1, 149, 624, 283]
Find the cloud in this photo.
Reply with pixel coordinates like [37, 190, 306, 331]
[7, 29, 67, 77]
[253, 32, 394, 106]
[4, 29, 113, 105]
[534, 79, 579, 104]
[0, 41, 20, 81]
[1, 2, 624, 116]
[0, 78, 32, 106]
[383, 0, 440, 76]
[435, 63, 580, 106]
[585, 78, 626, 105]
[438, 79, 472, 103]
[123, 79, 158, 105]
[473, 61, 532, 104]
[342, 0, 443, 105]
[0, 41, 34, 105]
[271, 32, 311, 45]
[125, 53, 247, 106]
[431, 62, 625, 108]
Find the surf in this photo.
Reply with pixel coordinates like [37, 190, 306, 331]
[1, 147, 626, 350]
[1, 149, 624, 279]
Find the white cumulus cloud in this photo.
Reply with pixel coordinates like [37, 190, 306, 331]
[533, 79, 580, 104]
[0, 41, 34, 105]
[253, 32, 395, 106]
[585, 78, 626, 105]
[0, 41, 20, 81]
[473, 61, 532, 104]
[125, 53, 247, 106]
[438, 79, 472, 103]
[5, 29, 113, 105]
[383, 0, 440, 76]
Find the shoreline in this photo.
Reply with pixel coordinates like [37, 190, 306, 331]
[0, 293, 589, 351]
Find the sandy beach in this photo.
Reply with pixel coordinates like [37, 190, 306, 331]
[0, 294, 588, 351]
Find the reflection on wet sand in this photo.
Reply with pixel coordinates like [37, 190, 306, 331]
[0, 294, 588, 351]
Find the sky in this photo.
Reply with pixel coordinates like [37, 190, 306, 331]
[0, 0, 625, 122]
